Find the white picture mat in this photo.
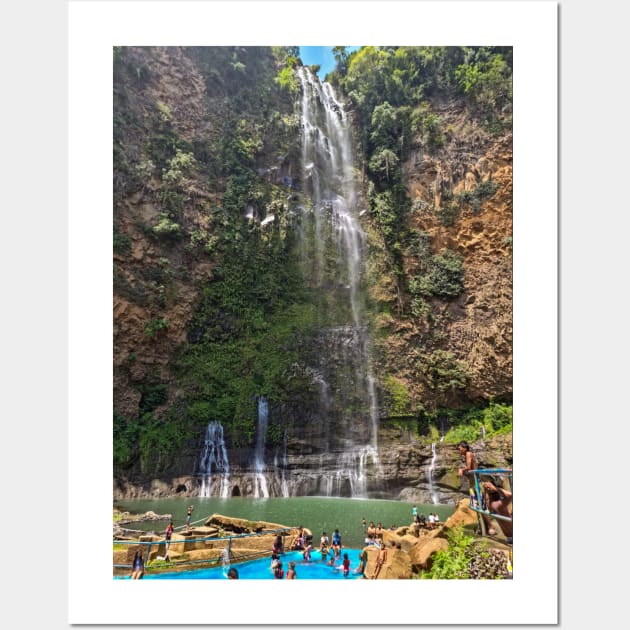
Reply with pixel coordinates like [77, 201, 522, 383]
[69, 0, 557, 624]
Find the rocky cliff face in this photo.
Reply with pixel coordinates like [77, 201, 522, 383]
[113, 47, 512, 500]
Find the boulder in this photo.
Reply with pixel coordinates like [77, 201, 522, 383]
[183, 548, 224, 563]
[190, 526, 219, 537]
[409, 537, 449, 572]
[400, 534, 421, 553]
[204, 513, 290, 533]
[442, 498, 479, 532]
[381, 530, 403, 547]
[378, 548, 412, 580]
[363, 546, 381, 579]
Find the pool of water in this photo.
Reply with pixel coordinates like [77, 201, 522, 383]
[118, 548, 367, 580]
[114, 496, 454, 549]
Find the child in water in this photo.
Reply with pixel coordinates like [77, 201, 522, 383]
[273, 561, 284, 579]
[342, 553, 350, 577]
[303, 541, 312, 561]
[286, 561, 297, 579]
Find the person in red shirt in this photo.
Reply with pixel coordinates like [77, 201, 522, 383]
[342, 553, 350, 577]
[164, 521, 174, 560]
[273, 561, 284, 579]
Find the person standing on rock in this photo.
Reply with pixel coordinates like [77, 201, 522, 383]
[371, 543, 387, 579]
[164, 521, 174, 560]
[186, 505, 194, 531]
[457, 441, 478, 494]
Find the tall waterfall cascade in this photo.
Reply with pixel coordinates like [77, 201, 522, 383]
[297, 66, 381, 497]
[193, 68, 383, 499]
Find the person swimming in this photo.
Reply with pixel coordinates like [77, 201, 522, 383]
[303, 541, 312, 561]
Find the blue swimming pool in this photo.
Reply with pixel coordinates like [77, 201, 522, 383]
[134, 549, 366, 580]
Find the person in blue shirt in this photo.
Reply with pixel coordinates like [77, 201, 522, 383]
[332, 528, 342, 558]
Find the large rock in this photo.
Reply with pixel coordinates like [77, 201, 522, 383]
[363, 546, 381, 579]
[408, 537, 449, 572]
[378, 547, 412, 579]
[400, 534, 422, 553]
[442, 498, 479, 532]
[204, 513, 290, 533]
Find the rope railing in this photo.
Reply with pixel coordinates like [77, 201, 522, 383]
[114, 526, 293, 573]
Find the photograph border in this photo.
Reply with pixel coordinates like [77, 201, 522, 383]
[69, 1, 557, 624]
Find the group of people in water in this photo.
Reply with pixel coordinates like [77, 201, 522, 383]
[265, 519, 399, 579]
[263, 525, 369, 578]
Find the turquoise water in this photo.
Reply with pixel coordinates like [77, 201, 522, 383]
[119, 549, 366, 580]
[114, 496, 455, 549]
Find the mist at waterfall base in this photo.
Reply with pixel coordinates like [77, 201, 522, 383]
[114, 497, 455, 550]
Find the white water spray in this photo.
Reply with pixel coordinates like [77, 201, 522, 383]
[199, 421, 230, 498]
[253, 397, 270, 498]
[297, 67, 381, 493]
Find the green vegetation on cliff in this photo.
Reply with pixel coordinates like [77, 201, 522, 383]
[113, 46, 512, 478]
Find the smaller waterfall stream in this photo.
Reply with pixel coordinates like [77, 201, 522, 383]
[254, 397, 270, 498]
[428, 443, 439, 504]
[199, 421, 230, 498]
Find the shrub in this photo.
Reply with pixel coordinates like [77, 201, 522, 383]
[419, 350, 470, 402]
[482, 401, 512, 431]
[417, 250, 465, 299]
[436, 200, 461, 226]
[152, 215, 181, 239]
[144, 317, 170, 337]
[113, 230, 132, 255]
[162, 149, 196, 187]
[383, 375, 411, 416]
[422, 526, 475, 579]
[422, 113, 445, 152]
[368, 148, 400, 183]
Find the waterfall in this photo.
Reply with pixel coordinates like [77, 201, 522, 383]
[297, 67, 381, 497]
[198, 421, 230, 498]
[253, 397, 270, 498]
[280, 429, 290, 497]
[428, 442, 439, 504]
